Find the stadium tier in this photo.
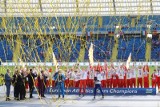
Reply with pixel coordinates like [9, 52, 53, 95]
[117, 37, 146, 61]
[0, 35, 159, 62]
[0, 16, 160, 62]
[151, 36, 160, 61]
[84, 36, 114, 61]
[1, 16, 160, 34]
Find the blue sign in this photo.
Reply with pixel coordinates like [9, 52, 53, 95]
[41, 88, 156, 95]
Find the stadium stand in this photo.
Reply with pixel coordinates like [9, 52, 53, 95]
[117, 37, 146, 61]
[0, 16, 160, 62]
[151, 36, 160, 61]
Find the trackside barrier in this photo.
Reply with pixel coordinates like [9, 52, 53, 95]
[33, 88, 156, 95]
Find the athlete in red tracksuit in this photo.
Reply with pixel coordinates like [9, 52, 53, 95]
[88, 69, 95, 88]
[123, 65, 127, 88]
[130, 68, 136, 88]
[137, 67, 143, 88]
[126, 69, 131, 88]
[79, 67, 88, 96]
[64, 70, 70, 88]
[101, 69, 107, 88]
[44, 70, 49, 88]
[112, 70, 118, 88]
[156, 69, 160, 90]
[143, 66, 149, 88]
[118, 67, 125, 88]
[74, 70, 81, 88]
[106, 69, 113, 88]
[69, 69, 76, 87]
[151, 70, 157, 88]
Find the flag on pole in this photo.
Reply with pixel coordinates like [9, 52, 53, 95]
[126, 53, 131, 70]
[52, 52, 58, 69]
[88, 43, 94, 66]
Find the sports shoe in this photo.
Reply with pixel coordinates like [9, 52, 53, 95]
[6, 98, 11, 101]
[42, 96, 46, 98]
[93, 96, 95, 99]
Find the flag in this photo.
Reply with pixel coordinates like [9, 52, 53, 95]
[52, 52, 58, 68]
[126, 53, 131, 69]
[142, 31, 147, 36]
[88, 43, 94, 66]
[108, 31, 114, 36]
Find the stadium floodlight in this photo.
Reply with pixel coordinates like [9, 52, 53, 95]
[147, 24, 151, 28]
[50, 26, 56, 29]
[115, 33, 120, 38]
[147, 33, 152, 38]
[115, 25, 120, 29]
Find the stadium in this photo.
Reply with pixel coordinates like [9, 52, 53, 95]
[0, 0, 160, 107]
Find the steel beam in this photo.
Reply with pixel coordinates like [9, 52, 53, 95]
[150, 0, 153, 13]
[113, 0, 116, 14]
[38, 0, 43, 12]
[4, 0, 6, 13]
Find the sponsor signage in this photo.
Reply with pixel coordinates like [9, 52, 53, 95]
[38, 88, 156, 95]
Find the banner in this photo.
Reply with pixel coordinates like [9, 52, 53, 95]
[40, 88, 156, 95]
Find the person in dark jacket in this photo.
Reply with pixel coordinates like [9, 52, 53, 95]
[4, 69, 12, 101]
[20, 70, 26, 99]
[15, 70, 25, 100]
[12, 70, 18, 99]
[42, 71, 47, 97]
[27, 69, 37, 98]
[38, 70, 46, 98]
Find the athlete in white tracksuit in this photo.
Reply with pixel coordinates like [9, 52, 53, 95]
[93, 70, 104, 99]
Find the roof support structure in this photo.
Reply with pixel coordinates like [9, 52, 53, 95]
[76, 0, 79, 13]
[38, 0, 43, 12]
[112, 0, 116, 15]
[150, 0, 153, 13]
[4, 0, 6, 13]
[1, 0, 160, 17]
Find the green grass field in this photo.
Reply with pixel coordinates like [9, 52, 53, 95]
[0, 65, 158, 86]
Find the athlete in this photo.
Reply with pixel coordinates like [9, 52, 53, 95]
[93, 70, 104, 99]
